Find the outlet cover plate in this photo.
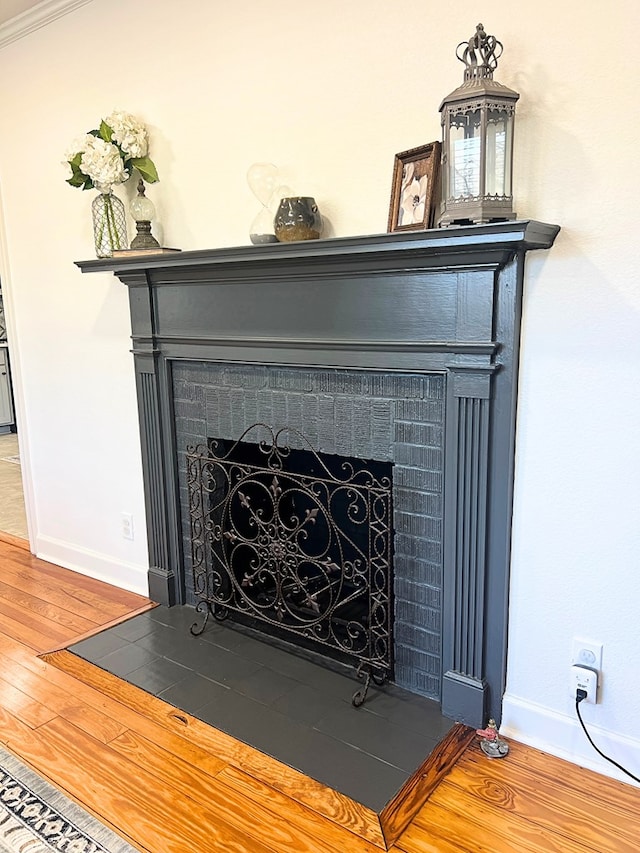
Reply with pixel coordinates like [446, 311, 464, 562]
[571, 638, 602, 671]
[121, 512, 134, 540]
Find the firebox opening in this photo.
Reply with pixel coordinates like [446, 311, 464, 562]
[188, 425, 395, 700]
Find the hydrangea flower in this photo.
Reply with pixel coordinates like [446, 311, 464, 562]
[105, 110, 149, 160]
[79, 135, 129, 192]
[65, 111, 158, 192]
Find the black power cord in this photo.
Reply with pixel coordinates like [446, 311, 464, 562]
[575, 690, 640, 784]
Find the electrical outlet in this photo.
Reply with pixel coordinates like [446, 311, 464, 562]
[570, 664, 598, 703]
[121, 512, 134, 540]
[571, 638, 602, 671]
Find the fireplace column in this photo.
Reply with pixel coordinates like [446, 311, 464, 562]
[127, 272, 179, 605]
[442, 366, 493, 724]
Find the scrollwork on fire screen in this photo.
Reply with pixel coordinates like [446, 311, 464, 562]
[186, 424, 393, 683]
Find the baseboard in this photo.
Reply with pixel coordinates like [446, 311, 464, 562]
[501, 692, 640, 788]
[35, 534, 149, 597]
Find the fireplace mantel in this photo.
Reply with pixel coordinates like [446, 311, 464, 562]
[78, 220, 559, 726]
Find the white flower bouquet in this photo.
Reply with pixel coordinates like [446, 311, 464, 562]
[65, 111, 159, 256]
[65, 110, 159, 192]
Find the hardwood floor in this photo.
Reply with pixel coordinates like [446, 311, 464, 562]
[0, 540, 638, 852]
[0, 432, 28, 539]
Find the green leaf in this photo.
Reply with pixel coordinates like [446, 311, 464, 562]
[68, 152, 83, 168]
[67, 172, 92, 190]
[66, 174, 85, 188]
[88, 129, 100, 137]
[99, 121, 113, 142]
[66, 159, 93, 190]
[131, 156, 159, 183]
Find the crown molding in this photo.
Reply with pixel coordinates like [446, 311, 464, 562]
[0, 0, 92, 50]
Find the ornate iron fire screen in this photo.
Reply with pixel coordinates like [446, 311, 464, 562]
[187, 424, 393, 705]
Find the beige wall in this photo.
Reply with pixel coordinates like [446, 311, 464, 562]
[0, 0, 638, 784]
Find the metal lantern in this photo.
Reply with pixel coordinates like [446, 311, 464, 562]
[438, 24, 519, 227]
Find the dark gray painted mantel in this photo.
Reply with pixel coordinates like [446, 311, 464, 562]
[77, 221, 560, 727]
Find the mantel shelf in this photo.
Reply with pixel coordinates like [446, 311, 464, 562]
[76, 220, 560, 277]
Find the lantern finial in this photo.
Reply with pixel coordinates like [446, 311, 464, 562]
[456, 24, 503, 82]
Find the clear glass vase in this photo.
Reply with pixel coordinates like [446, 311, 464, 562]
[91, 191, 127, 258]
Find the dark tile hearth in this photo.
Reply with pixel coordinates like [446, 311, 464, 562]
[68, 606, 454, 812]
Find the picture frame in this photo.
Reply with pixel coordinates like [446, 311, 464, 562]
[387, 141, 441, 232]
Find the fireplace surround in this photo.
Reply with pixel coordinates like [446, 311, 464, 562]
[175, 361, 445, 705]
[78, 220, 559, 727]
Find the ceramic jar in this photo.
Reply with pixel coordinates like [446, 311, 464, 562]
[274, 197, 323, 242]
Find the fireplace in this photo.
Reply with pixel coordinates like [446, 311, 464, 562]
[78, 220, 559, 726]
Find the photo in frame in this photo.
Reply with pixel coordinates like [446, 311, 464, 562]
[387, 141, 441, 232]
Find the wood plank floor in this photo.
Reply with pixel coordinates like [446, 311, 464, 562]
[0, 539, 638, 853]
[0, 434, 28, 539]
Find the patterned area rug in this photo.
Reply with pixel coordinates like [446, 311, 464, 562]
[0, 746, 137, 853]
